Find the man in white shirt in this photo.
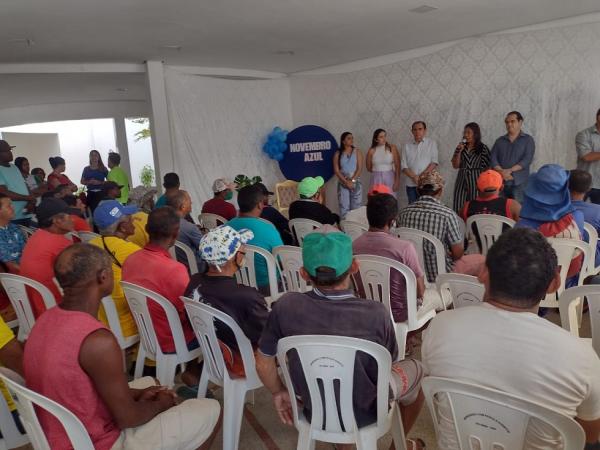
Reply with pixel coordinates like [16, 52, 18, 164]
[422, 227, 600, 449]
[401, 121, 438, 204]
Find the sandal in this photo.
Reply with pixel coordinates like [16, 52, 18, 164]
[407, 438, 426, 450]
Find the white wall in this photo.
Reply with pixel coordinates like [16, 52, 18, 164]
[0, 132, 61, 173]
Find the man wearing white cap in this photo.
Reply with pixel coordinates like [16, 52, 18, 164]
[185, 225, 269, 376]
[201, 178, 237, 221]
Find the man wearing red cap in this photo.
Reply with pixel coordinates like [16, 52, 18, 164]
[344, 184, 393, 228]
[460, 169, 521, 222]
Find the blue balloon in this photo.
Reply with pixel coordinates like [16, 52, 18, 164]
[262, 126, 289, 161]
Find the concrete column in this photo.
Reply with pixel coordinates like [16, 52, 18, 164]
[113, 116, 132, 183]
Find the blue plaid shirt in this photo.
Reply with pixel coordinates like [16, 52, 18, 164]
[0, 223, 25, 264]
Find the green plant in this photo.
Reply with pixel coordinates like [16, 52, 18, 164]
[140, 165, 155, 187]
[234, 174, 262, 191]
[131, 118, 151, 142]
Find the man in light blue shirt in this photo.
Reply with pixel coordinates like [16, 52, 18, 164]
[228, 184, 283, 292]
[570, 169, 600, 268]
[0, 140, 35, 226]
[490, 111, 535, 203]
[576, 109, 600, 204]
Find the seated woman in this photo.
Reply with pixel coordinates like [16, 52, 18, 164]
[516, 164, 584, 281]
[47, 156, 77, 193]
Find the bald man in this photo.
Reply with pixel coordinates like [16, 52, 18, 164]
[23, 243, 221, 450]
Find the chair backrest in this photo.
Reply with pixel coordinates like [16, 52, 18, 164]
[422, 376, 585, 450]
[276, 335, 392, 440]
[121, 281, 189, 359]
[435, 273, 485, 309]
[340, 220, 368, 241]
[100, 296, 135, 350]
[273, 245, 311, 293]
[352, 254, 418, 336]
[76, 231, 100, 243]
[559, 284, 600, 357]
[0, 369, 95, 450]
[198, 213, 227, 230]
[289, 218, 322, 246]
[542, 238, 591, 308]
[392, 227, 446, 285]
[17, 225, 35, 240]
[584, 222, 599, 275]
[465, 214, 515, 255]
[168, 241, 199, 275]
[234, 244, 281, 305]
[182, 298, 262, 388]
[275, 180, 299, 212]
[0, 273, 57, 341]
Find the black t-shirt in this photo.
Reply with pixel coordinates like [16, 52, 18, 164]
[289, 199, 340, 225]
[185, 274, 269, 350]
[258, 288, 398, 427]
[261, 205, 294, 245]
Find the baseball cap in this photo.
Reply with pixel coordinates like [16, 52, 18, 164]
[477, 170, 503, 192]
[417, 170, 444, 190]
[298, 176, 325, 198]
[199, 225, 254, 266]
[0, 140, 15, 152]
[93, 200, 138, 229]
[36, 198, 70, 224]
[255, 182, 274, 196]
[368, 184, 392, 196]
[302, 232, 353, 280]
[102, 181, 123, 192]
[212, 178, 235, 193]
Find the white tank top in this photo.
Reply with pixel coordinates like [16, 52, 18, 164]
[372, 145, 394, 172]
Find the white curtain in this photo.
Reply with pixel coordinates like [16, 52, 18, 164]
[165, 68, 293, 212]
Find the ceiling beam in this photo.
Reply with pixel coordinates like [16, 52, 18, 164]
[0, 63, 146, 74]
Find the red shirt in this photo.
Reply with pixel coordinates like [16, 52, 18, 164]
[19, 229, 72, 317]
[47, 173, 74, 189]
[121, 243, 195, 353]
[71, 215, 92, 232]
[201, 197, 237, 221]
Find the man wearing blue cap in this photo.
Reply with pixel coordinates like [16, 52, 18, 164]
[256, 230, 424, 448]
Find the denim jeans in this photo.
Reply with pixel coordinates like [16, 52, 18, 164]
[502, 183, 526, 203]
[406, 186, 419, 204]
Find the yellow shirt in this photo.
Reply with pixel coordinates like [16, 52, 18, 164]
[89, 236, 141, 338]
[0, 317, 17, 411]
[128, 211, 149, 248]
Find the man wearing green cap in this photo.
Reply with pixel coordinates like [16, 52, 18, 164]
[289, 176, 340, 226]
[256, 231, 424, 448]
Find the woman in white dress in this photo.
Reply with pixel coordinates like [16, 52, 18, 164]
[366, 128, 401, 193]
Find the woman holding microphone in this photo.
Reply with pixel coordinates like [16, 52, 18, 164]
[452, 122, 490, 212]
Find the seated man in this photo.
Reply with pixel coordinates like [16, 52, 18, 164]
[90, 200, 140, 340]
[24, 243, 220, 450]
[256, 231, 425, 449]
[0, 193, 26, 273]
[460, 169, 521, 222]
[63, 194, 92, 232]
[20, 198, 73, 317]
[167, 190, 206, 273]
[570, 169, 600, 269]
[257, 182, 293, 245]
[122, 206, 200, 385]
[154, 173, 180, 209]
[201, 178, 237, 221]
[398, 170, 484, 283]
[422, 228, 600, 449]
[228, 185, 283, 293]
[185, 225, 269, 376]
[289, 176, 340, 226]
[353, 192, 438, 320]
[345, 183, 392, 228]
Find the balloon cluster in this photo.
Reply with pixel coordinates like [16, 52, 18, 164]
[262, 127, 288, 161]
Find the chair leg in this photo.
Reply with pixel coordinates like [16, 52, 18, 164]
[156, 357, 177, 388]
[222, 380, 247, 450]
[133, 346, 146, 379]
[197, 366, 210, 398]
[390, 405, 407, 450]
[295, 427, 315, 450]
[356, 430, 378, 450]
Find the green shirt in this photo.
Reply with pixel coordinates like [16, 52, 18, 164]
[107, 166, 130, 204]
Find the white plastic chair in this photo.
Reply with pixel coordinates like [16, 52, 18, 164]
[183, 299, 263, 450]
[276, 335, 408, 450]
[392, 227, 446, 286]
[435, 273, 485, 309]
[121, 281, 202, 387]
[0, 273, 57, 342]
[541, 238, 591, 309]
[465, 214, 515, 256]
[273, 245, 311, 293]
[76, 231, 100, 243]
[353, 254, 436, 360]
[198, 213, 227, 230]
[559, 284, 600, 357]
[16, 225, 34, 240]
[0, 372, 29, 449]
[168, 240, 199, 275]
[101, 296, 141, 370]
[340, 220, 368, 241]
[0, 368, 95, 450]
[289, 218, 322, 246]
[584, 222, 600, 276]
[234, 244, 281, 306]
[422, 376, 585, 450]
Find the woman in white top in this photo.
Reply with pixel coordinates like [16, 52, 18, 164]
[366, 128, 401, 192]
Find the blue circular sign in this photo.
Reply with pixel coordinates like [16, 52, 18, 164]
[278, 125, 338, 182]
